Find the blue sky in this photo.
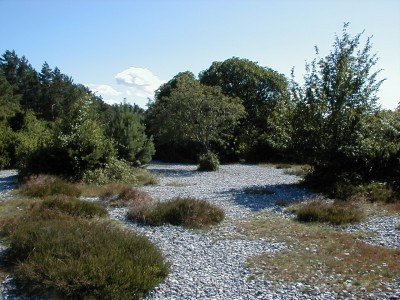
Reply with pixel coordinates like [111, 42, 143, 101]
[1, 0, 399, 109]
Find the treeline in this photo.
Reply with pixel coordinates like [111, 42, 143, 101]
[147, 25, 399, 193]
[0, 25, 399, 194]
[0, 50, 154, 181]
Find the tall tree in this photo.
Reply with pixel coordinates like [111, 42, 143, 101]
[199, 57, 291, 160]
[150, 73, 245, 155]
[292, 23, 388, 185]
[106, 103, 155, 165]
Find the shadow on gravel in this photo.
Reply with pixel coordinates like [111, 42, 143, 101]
[148, 168, 196, 178]
[0, 174, 17, 193]
[221, 184, 313, 212]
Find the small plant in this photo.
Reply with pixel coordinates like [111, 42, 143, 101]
[41, 195, 107, 218]
[283, 165, 312, 178]
[198, 152, 219, 171]
[8, 218, 168, 299]
[20, 175, 81, 198]
[244, 186, 275, 195]
[296, 199, 364, 225]
[128, 197, 225, 229]
[274, 163, 292, 169]
[110, 187, 153, 207]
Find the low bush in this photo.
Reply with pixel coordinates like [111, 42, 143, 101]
[283, 165, 312, 178]
[107, 187, 153, 208]
[296, 199, 364, 225]
[20, 175, 81, 198]
[41, 195, 107, 218]
[334, 182, 398, 203]
[198, 152, 219, 172]
[8, 218, 168, 299]
[128, 197, 224, 229]
[82, 158, 157, 186]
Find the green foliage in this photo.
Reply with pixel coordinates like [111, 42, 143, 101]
[82, 157, 157, 186]
[8, 217, 168, 299]
[149, 72, 245, 156]
[40, 195, 107, 218]
[0, 123, 14, 169]
[20, 175, 81, 198]
[128, 197, 225, 229]
[57, 95, 116, 178]
[334, 182, 398, 203]
[296, 199, 363, 225]
[14, 112, 54, 170]
[106, 103, 155, 165]
[198, 152, 220, 171]
[0, 70, 20, 122]
[200, 57, 292, 160]
[292, 24, 397, 188]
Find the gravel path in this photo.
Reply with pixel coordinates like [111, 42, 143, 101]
[1, 165, 399, 299]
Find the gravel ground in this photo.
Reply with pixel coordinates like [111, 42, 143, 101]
[0, 170, 17, 200]
[1, 164, 399, 299]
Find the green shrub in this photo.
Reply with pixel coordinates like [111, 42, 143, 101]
[296, 199, 363, 225]
[128, 197, 225, 229]
[0, 123, 15, 169]
[20, 175, 81, 198]
[334, 182, 398, 203]
[198, 152, 219, 171]
[8, 218, 168, 299]
[82, 158, 157, 185]
[361, 182, 398, 203]
[41, 195, 107, 218]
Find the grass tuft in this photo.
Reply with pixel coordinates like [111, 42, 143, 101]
[20, 175, 81, 198]
[295, 199, 364, 225]
[128, 197, 224, 229]
[41, 195, 107, 218]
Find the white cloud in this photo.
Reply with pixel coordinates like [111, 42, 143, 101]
[86, 84, 122, 105]
[115, 67, 165, 99]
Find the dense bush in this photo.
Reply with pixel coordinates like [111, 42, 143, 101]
[0, 123, 14, 168]
[334, 182, 398, 203]
[8, 218, 168, 299]
[295, 199, 364, 225]
[106, 103, 155, 165]
[82, 157, 157, 185]
[198, 152, 220, 171]
[20, 175, 81, 198]
[292, 24, 399, 192]
[41, 195, 107, 218]
[128, 197, 225, 229]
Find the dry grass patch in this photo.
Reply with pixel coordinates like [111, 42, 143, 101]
[110, 187, 153, 207]
[240, 213, 400, 294]
[19, 175, 81, 198]
[294, 199, 364, 225]
[79, 183, 132, 197]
